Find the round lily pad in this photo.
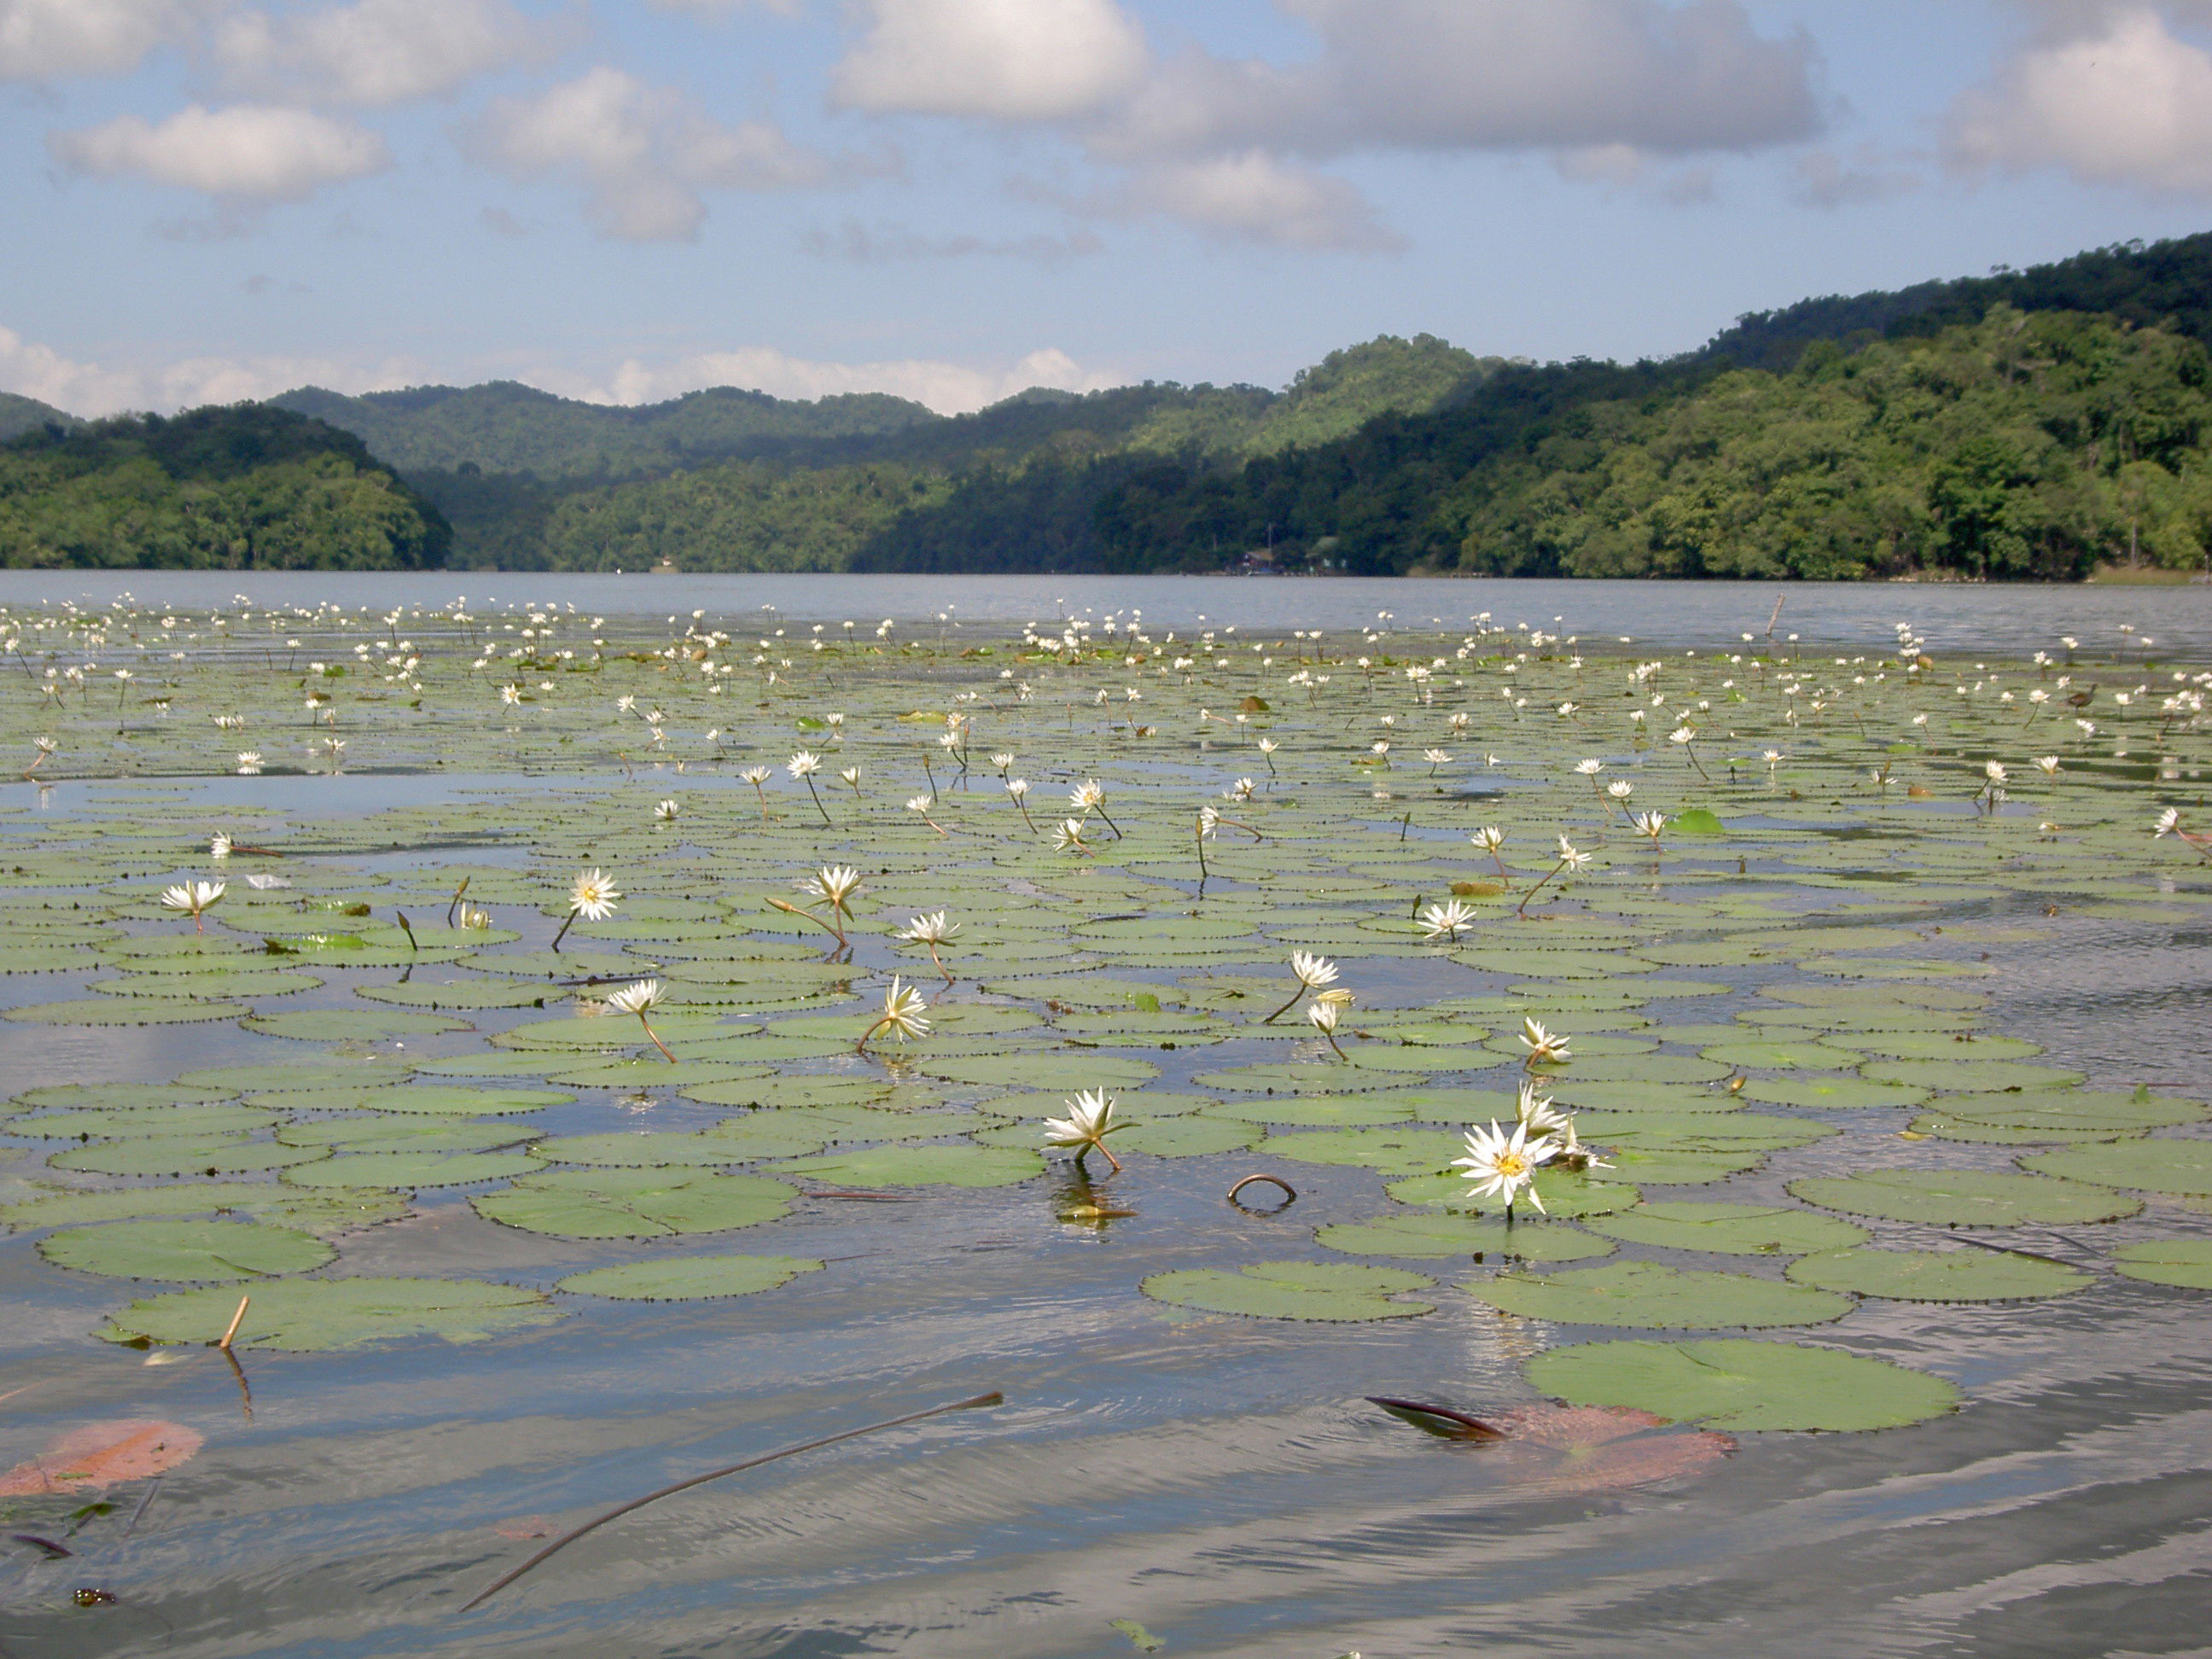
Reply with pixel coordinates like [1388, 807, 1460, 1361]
[2110, 1239, 2212, 1289]
[917, 1055, 1160, 1091]
[50, 1137, 329, 1178]
[347, 1085, 573, 1117]
[102, 1277, 563, 1351]
[529, 1132, 743, 1168]
[557, 1254, 824, 1301]
[1860, 1059, 2085, 1093]
[1258, 1126, 1466, 1175]
[770, 1144, 1044, 1187]
[1586, 1203, 1869, 1256]
[1699, 1041, 1866, 1071]
[1385, 1168, 1639, 1217]
[38, 1219, 333, 1282]
[474, 1169, 795, 1238]
[1201, 1095, 1420, 1126]
[1934, 1091, 2207, 1133]
[7, 1104, 278, 1140]
[282, 1150, 541, 1189]
[357, 980, 563, 1010]
[1790, 1169, 2140, 1225]
[244, 1009, 474, 1042]
[6, 998, 249, 1027]
[2019, 1139, 2212, 1196]
[0, 1183, 406, 1235]
[1466, 1261, 1853, 1328]
[1317, 1213, 1614, 1261]
[1602, 1149, 1767, 1185]
[1784, 1247, 2091, 1301]
[177, 1062, 411, 1093]
[11, 1083, 236, 1112]
[1142, 1260, 1435, 1321]
[1739, 1078, 1929, 1110]
[1114, 1116, 1261, 1157]
[1528, 1338, 1960, 1431]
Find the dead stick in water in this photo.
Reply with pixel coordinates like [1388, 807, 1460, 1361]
[457, 1390, 1004, 1613]
[216, 1295, 250, 1350]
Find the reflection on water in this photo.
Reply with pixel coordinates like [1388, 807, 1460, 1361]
[4, 569, 2211, 656]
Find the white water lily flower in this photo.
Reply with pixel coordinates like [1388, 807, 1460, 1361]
[1606, 779, 1634, 800]
[897, 911, 960, 945]
[1519, 1016, 1571, 1067]
[1417, 899, 1477, 940]
[786, 750, 821, 778]
[1632, 810, 1667, 845]
[2033, 755, 2061, 775]
[1453, 1119, 1561, 1214]
[2155, 807, 2181, 836]
[1984, 760, 2008, 783]
[1041, 1088, 1125, 1172]
[1557, 836, 1592, 871]
[991, 752, 1015, 770]
[1470, 825, 1505, 853]
[800, 864, 864, 915]
[209, 833, 233, 859]
[862, 975, 931, 1049]
[1225, 777, 1256, 800]
[1005, 777, 1030, 799]
[654, 798, 680, 822]
[236, 751, 261, 775]
[569, 868, 621, 922]
[159, 879, 225, 932]
[1053, 817, 1092, 852]
[739, 765, 771, 785]
[603, 979, 663, 1016]
[1290, 951, 1339, 990]
[1070, 779, 1105, 812]
[1575, 758, 1603, 776]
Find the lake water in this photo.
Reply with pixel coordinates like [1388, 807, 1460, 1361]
[1, 596, 2209, 1659]
[5, 572, 2212, 659]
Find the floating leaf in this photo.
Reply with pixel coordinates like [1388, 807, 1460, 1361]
[1527, 1338, 1960, 1431]
[1586, 1203, 1868, 1256]
[556, 1254, 824, 1301]
[1860, 1059, 2087, 1093]
[2019, 1139, 2212, 1196]
[1790, 1169, 2139, 1226]
[242, 1009, 469, 1041]
[917, 1055, 1160, 1091]
[1784, 1247, 2091, 1301]
[1466, 1261, 1851, 1328]
[50, 1137, 329, 1179]
[0, 1421, 205, 1496]
[1142, 1260, 1435, 1321]
[38, 1219, 333, 1282]
[102, 1277, 562, 1351]
[474, 1169, 795, 1238]
[1317, 1213, 1614, 1261]
[283, 1150, 541, 1189]
[0, 1183, 405, 1235]
[2110, 1239, 2212, 1289]
[771, 1144, 1044, 1187]
[1739, 1077, 1928, 1110]
[529, 1132, 743, 1169]
[1385, 1168, 1639, 1217]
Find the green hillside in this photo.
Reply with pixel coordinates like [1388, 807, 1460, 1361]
[0, 391, 79, 444]
[0, 405, 449, 570]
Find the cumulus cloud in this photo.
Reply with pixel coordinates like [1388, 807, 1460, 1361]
[833, 0, 1149, 121]
[1131, 152, 1403, 250]
[1948, 5, 2212, 194]
[471, 66, 837, 241]
[0, 322, 418, 416]
[49, 103, 390, 201]
[0, 0, 196, 83]
[212, 0, 553, 108]
[1099, 0, 1822, 162]
[543, 344, 1118, 415]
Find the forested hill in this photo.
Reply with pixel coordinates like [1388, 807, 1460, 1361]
[1703, 230, 2212, 372]
[0, 405, 450, 570]
[0, 392, 79, 443]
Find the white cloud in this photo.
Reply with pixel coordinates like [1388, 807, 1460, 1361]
[800, 218, 1104, 261]
[212, 0, 552, 108]
[1099, 0, 1822, 162]
[546, 344, 1118, 415]
[833, 0, 1149, 121]
[0, 0, 194, 83]
[471, 66, 835, 241]
[0, 322, 419, 416]
[49, 103, 390, 201]
[1948, 6, 2212, 194]
[1133, 152, 1402, 250]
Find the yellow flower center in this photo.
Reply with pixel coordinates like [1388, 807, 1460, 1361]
[1497, 1153, 1530, 1178]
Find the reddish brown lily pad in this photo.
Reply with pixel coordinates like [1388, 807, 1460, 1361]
[0, 1420, 204, 1496]
[1371, 1398, 1732, 1493]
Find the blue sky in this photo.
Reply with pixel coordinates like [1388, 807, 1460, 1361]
[5, 0, 2212, 416]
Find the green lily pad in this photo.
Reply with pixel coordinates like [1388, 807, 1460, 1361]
[1258, 1126, 1466, 1175]
[917, 1055, 1160, 1091]
[275, 1119, 534, 1155]
[283, 1150, 541, 1189]
[1790, 1169, 2140, 1225]
[770, 1144, 1044, 1187]
[6, 998, 250, 1026]
[1740, 1077, 1929, 1110]
[11, 1083, 236, 1112]
[556, 1254, 824, 1301]
[1784, 1247, 2091, 1301]
[1860, 1059, 2087, 1093]
[1316, 1212, 1614, 1261]
[49, 1137, 329, 1178]
[1385, 1167, 1639, 1217]
[1601, 1149, 1767, 1185]
[1466, 1260, 1852, 1328]
[176, 1062, 411, 1093]
[2110, 1239, 2212, 1289]
[102, 1276, 563, 1351]
[2019, 1139, 2212, 1195]
[1527, 1337, 1960, 1431]
[1586, 1203, 1869, 1256]
[7, 1104, 278, 1140]
[474, 1169, 795, 1238]
[345, 1085, 573, 1116]
[1108, 1116, 1260, 1157]
[1202, 1094, 1423, 1126]
[0, 1183, 405, 1236]
[356, 979, 564, 1010]
[242, 1009, 470, 1041]
[1141, 1260, 1435, 1321]
[1933, 1091, 2207, 1133]
[529, 1132, 744, 1168]
[1849, 1033, 2043, 1061]
[1699, 1041, 1866, 1071]
[38, 1219, 333, 1282]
